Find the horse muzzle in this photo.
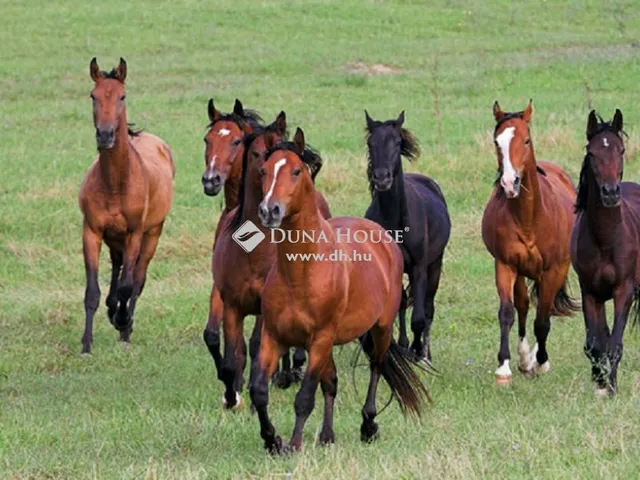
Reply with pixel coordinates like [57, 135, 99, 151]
[202, 172, 223, 196]
[95, 127, 116, 150]
[600, 183, 621, 207]
[259, 201, 284, 229]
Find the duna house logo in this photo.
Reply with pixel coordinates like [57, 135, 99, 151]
[232, 220, 266, 253]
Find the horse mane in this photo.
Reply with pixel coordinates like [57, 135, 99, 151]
[127, 123, 142, 137]
[100, 68, 124, 82]
[493, 110, 526, 134]
[229, 120, 292, 230]
[207, 110, 263, 130]
[365, 123, 420, 196]
[575, 117, 627, 213]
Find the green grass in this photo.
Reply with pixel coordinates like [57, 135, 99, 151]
[2, 0, 640, 478]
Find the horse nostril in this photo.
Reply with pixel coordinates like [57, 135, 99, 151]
[272, 205, 280, 217]
[615, 185, 621, 195]
[514, 176, 521, 186]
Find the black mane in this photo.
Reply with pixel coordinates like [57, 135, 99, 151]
[365, 123, 420, 196]
[207, 110, 263, 130]
[264, 142, 324, 181]
[493, 110, 526, 135]
[576, 118, 627, 213]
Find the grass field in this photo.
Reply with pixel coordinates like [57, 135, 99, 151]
[2, 0, 640, 478]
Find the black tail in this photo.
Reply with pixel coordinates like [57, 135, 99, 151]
[528, 280, 580, 317]
[361, 333, 431, 418]
[632, 286, 640, 329]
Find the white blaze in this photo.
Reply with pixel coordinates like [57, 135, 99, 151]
[218, 128, 231, 137]
[603, 137, 609, 148]
[264, 158, 287, 204]
[207, 155, 217, 175]
[496, 127, 518, 195]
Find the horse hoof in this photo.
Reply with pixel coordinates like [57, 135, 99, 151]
[120, 341, 131, 352]
[80, 351, 92, 358]
[221, 392, 244, 411]
[594, 387, 609, 398]
[266, 435, 289, 455]
[495, 374, 512, 386]
[360, 421, 379, 443]
[533, 360, 550, 375]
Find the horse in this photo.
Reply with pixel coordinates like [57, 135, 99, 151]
[78, 58, 175, 353]
[211, 113, 331, 410]
[482, 100, 579, 385]
[570, 109, 640, 396]
[364, 111, 451, 362]
[249, 128, 430, 454]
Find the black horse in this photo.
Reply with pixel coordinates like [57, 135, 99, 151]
[364, 111, 451, 361]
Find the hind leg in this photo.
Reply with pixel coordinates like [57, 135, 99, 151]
[105, 248, 122, 324]
[273, 348, 293, 389]
[607, 281, 635, 394]
[292, 347, 306, 381]
[422, 256, 444, 363]
[409, 267, 428, 359]
[318, 356, 338, 445]
[203, 285, 224, 380]
[397, 289, 410, 350]
[514, 276, 533, 373]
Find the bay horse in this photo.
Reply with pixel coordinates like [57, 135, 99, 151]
[482, 100, 579, 384]
[250, 128, 430, 454]
[571, 109, 640, 396]
[364, 111, 451, 362]
[78, 58, 175, 353]
[212, 114, 331, 410]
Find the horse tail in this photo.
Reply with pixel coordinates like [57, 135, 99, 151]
[360, 333, 431, 418]
[528, 280, 580, 317]
[632, 286, 640, 329]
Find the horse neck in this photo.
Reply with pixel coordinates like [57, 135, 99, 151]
[373, 162, 407, 229]
[98, 113, 134, 193]
[240, 166, 264, 223]
[223, 149, 243, 211]
[585, 169, 623, 248]
[508, 152, 541, 230]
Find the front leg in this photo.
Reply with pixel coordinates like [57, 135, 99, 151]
[581, 291, 608, 394]
[607, 282, 635, 394]
[81, 224, 103, 354]
[220, 305, 245, 409]
[105, 248, 122, 323]
[494, 261, 517, 385]
[115, 230, 144, 333]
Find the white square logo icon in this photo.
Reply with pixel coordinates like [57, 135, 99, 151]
[232, 220, 266, 253]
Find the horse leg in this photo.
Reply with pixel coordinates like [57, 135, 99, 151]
[397, 288, 410, 350]
[115, 230, 143, 335]
[494, 261, 517, 384]
[423, 256, 444, 363]
[120, 227, 162, 343]
[582, 292, 609, 395]
[247, 315, 262, 391]
[220, 305, 244, 409]
[292, 347, 306, 382]
[409, 267, 428, 359]
[105, 248, 122, 324]
[289, 331, 333, 452]
[360, 324, 391, 442]
[81, 224, 102, 354]
[273, 348, 293, 389]
[249, 327, 284, 454]
[607, 282, 635, 395]
[531, 269, 566, 375]
[203, 285, 224, 380]
[514, 275, 532, 373]
[318, 356, 338, 445]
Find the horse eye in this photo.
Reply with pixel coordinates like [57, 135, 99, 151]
[292, 168, 301, 177]
[621, 147, 626, 155]
[120, 95, 126, 101]
[90, 94, 96, 100]
[252, 151, 261, 159]
[203, 137, 207, 144]
[232, 139, 242, 147]
[259, 167, 266, 177]
[525, 139, 531, 145]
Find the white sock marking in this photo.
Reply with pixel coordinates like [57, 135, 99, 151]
[495, 359, 512, 377]
[496, 127, 517, 194]
[264, 158, 287, 204]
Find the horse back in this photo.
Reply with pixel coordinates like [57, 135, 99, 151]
[537, 160, 576, 205]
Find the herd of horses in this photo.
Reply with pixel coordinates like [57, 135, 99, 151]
[78, 58, 640, 453]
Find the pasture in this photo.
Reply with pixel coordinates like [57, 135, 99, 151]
[2, 0, 640, 478]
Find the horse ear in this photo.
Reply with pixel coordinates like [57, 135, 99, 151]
[90, 57, 101, 82]
[396, 110, 405, 127]
[293, 128, 305, 153]
[523, 99, 533, 123]
[233, 99, 244, 117]
[365, 110, 376, 131]
[612, 108, 623, 133]
[586, 110, 599, 140]
[493, 101, 504, 122]
[115, 57, 127, 83]
[275, 111, 287, 137]
[208, 99, 220, 123]
[264, 130, 277, 151]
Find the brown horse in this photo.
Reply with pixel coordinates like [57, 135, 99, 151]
[571, 109, 640, 396]
[482, 100, 578, 384]
[78, 58, 175, 353]
[212, 114, 331, 410]
[249, 128, 430, 454]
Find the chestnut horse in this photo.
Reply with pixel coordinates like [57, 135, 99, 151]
[364, 111, 451, 362]
[249, 128, 430, 454]
[79, 58, 175, 353]
[213, 114, 331, 410]
[482, 100, 578, 384]
[571, 109, 640, 396]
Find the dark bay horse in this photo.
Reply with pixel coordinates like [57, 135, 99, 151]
[364, 111, 451, 362]
[208, 113, 331, 409]
[571, 109, 640, 396]
[250, 128, 430, 454]
[482, 100, 579, 384]
[78, 58, 175, 353]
